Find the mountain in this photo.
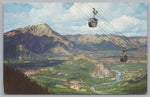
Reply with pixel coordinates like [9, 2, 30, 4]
[65, 34, 147, 51]
[4, 23, 147, 62]
[4, 23, 72, 61]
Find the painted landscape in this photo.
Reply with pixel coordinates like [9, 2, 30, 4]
[4, 3, 147, 94]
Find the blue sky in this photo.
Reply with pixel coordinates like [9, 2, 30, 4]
[4, 2, 147, 36]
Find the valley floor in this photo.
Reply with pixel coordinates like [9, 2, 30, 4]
[4, 51, 147, 94]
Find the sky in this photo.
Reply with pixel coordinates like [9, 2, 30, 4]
[4, 2, 147, 36]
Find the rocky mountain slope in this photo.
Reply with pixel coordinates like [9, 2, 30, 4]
[4, 23, 72, 61]
[65, 34, 147, 51]
[91, 62, 112, 78]
[4, 23, 147, 62]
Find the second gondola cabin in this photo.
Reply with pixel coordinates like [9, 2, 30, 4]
[120, 47, 128, 62]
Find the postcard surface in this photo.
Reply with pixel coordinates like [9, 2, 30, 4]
[4, 2, 147, 94]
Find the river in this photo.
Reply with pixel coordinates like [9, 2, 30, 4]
[90, 72, 122, 93]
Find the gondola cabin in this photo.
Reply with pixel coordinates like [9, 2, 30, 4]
[88, 18, 98, 27]
[120, 55, 128, 62]
[88, 8, 98, 28]
[120, 47, 128, 62]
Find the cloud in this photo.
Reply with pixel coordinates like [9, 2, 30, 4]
[85, 3, 147, 20]
[110, 15, 147, 36]
[4, 2, 147, 36]
[110, 15, 140, 31]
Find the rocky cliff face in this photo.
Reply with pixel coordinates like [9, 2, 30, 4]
[91, 62, 111, 78]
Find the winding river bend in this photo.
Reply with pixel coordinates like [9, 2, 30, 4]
[90, 72, 122, 94]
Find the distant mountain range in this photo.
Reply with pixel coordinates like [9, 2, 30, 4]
[4, 23, 147, 61]
[65, 34, 147, 51]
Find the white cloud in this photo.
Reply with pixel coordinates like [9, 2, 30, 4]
[4, 3, 147, 36]
[29, 3, 66, 24]
[110, 15, 147, 36]
[110, 15, 140, 31]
